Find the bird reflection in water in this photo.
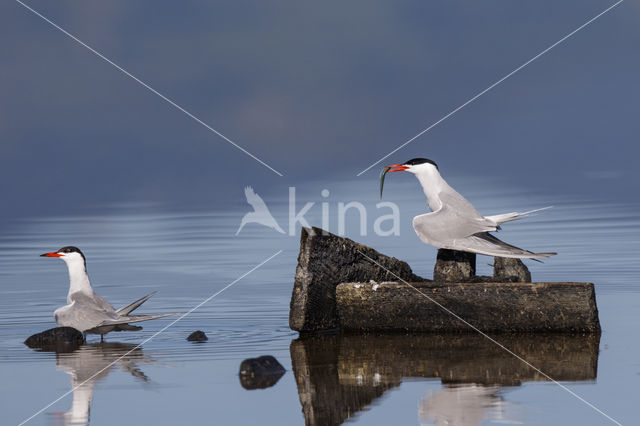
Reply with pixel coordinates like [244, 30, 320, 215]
[419, 384, 519, 426]
[48, 343, 152, 426]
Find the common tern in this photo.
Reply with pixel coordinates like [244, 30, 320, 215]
[380, 158, 556, 259]
[41, 246, 179, 338]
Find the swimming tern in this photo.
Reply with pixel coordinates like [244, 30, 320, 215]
[380, 158, 556, 259]
[41, 246, 180, 339]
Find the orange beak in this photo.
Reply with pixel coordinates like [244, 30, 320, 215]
[380, 163, 409, 198]
[40, 252, 63, 258]
[386, 164, 408, 172]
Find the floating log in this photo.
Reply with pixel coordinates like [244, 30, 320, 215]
[337, 281, 600, 333]
[289, 227, 600, 334]
[289, 227, 423, 333]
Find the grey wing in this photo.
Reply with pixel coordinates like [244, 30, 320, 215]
[413, 204, 497, 246]
[63, 293, 119, 330]
[438, 191, 497, 229]
[91, 293, 117, 314]
[461, 232, 557, 259]
[437, 187, 483, 214]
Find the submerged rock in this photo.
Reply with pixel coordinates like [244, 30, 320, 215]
[433, 249, 476, 282]
[25, 327, 84, 352]
[186, 330, 208, 342]
[239, 355, 286, 390]
[289, 226, 424, 333]
[493, 257, 531, 282]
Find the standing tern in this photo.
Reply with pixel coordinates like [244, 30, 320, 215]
[41, 246, 180, 339]
[380, 158, 556, 259]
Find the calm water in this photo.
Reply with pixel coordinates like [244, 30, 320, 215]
[1, 178, 639, 425]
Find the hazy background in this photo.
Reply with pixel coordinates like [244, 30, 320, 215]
[2, 0, 638, 220]
[2, 3, 639, 424]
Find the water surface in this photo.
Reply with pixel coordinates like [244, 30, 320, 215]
[1, 179, 639, 425]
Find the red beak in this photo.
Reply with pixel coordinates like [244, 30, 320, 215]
[386, 164, 408, 172]
[40, 252, 63, 258]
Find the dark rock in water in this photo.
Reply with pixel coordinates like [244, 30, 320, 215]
[25, 327, 84, 352]
[239, 355, 286, 390]
[187, 330, 208, 342]
[433, 249, 476, 282]
[290, 227, 425, 333]
[494, 257, 531, 282]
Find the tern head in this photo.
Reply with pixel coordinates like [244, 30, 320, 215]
[40, 246, 87, 270]
[380, 158, 439, 197]
[387, 158, 439, 174]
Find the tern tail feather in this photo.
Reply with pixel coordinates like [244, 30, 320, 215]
[486, 206, 553, 226]
[98, 312, 181, 327]
[116, 292, 157, 316]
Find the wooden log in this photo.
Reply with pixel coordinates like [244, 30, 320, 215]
[336, 281, 600, 333]
[289, 227, 424, 333]
[493, 257, 531, 282]
[434, 249, 476, 282]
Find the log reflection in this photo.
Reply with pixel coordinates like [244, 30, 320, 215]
[291, 333, 599, 426]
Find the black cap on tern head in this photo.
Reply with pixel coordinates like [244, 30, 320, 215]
[40, 246, 87, 268]
[404, 158, 438, 169]
[57, 246, 85, 257]
[60, 246, 87, 269]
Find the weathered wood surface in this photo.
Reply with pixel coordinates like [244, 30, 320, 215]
[289, 227, 600, 334]
[433, 249, 476, 282]
[337, 281, 600, 333]
[289, 227, 424, 333]
[493, 256, 531, 282]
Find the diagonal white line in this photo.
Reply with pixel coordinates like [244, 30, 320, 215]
[18, 250, 283, 426]
[15, 0, 284, 177]
[356, 250, 622, 425]
[356, 0, 624, 176]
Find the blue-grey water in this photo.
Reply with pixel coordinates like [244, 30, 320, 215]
[1, 178, 639, 425]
